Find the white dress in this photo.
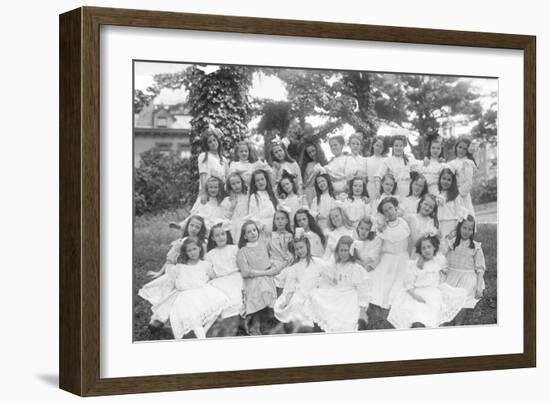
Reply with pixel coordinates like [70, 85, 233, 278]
[326, 154, 353, 195]
[304, 230, 325, 258]
[369, 217, 410, 309]
[198, 152, 227, 189]
[347, 154, 368, 179]
[306, 261, 371, 332]
[205, 245, 245, 318]
[437, 191, 467, 242]
[248, 190, 276, 236]
[221, 193, 249, 241]
[228, 160, 271, 186]
[377, 156, 422, 198]
[365, 155, 387, 198]
[419, 158, 447, 195]
[181, 197, 224, 233]
[138, 261, 229, 338]
[400, 195, 420, 217]
[447, 157, 476, 217]
[278, 193, 307, 225]
[387, 256, 467, 328]
[406, 214, 439, 256]
[274, 257, 326, 326]
[353, 237, 382, 269]
[310, 192, 337, 231]
[272, 161, 303, 193]
[343, 196, 372, 228]
[323, 226, 354, 261]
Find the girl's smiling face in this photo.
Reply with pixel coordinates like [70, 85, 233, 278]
[237, 145, 249, 161]
[411, 177, 426, 197]
[350, 138, 362, 155]
[419, 197, 436, 217]
[337, 242, 351, 262]
[460, 220, 475, 240]
[206, 180, 219, 198]
[294, 240, 308, 259]
[207, 135, 219, 152]
[382, 178, 395, 194]
[316, 176, 328, 192]
[357, 221, 372, 240]
[229, 175, 243, 193]
[329, 209, 344, 228]
[372, 139, 384, 156]
[185, 243, 201, 261]
[281, 178, 294, 195]
[430, 141, 443, 159]
[419, 239, 435, 260]
[440, 172, 453, 190]
[187, 218, 203, 237]
[392, 139, 405, 156]
[382, 201, 398, 221]
[306, 145, 317, 160]
[254, 173, 267, 190]
[212, 227, 227, 247]
[272, 145, 285, 162]
[295, 212, 310, 230]
[244, 224, 259, 243]
[352, 180, 364, 196]
[274, 211, 289, 231]
[329, 139, 343, 157]
[456, 141, 468, 158]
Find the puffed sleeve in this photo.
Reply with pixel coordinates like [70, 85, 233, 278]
[473, 243, 486, 273]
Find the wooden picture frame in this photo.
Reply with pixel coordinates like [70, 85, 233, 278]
[59, 6, 536, 396]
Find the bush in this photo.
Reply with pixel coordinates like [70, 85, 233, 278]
[471, 176, 497, 205]
[134, 149, 196, 216]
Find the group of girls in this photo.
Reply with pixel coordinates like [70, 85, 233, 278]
[139, 127, 487, 338]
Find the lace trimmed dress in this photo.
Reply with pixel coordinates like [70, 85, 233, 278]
[138, 260, 229, 338]
[444, 239, 486, 308]
[205, 245, 244, 318]
[306, 261, 371, 332]
[387, 256, 467, 328]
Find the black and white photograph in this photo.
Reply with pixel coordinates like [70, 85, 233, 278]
[133, 60, 498, 341]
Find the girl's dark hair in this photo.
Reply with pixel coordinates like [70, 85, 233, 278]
[452, 214, 476, 250]
[377, 196, 399, 215]
[356, 217, 376, 241]
[277, 172, 298, 198]
[267, 141, 295, 165]
[298, 140, 328, 179]
[328, 206, 353, 231]
[438, 168, 459, 202]
[392, 135, 409, 165]
[225, 171, 248, 195]
[233, 141, 258, 163]
[205, 176, 226, 203]
[201, 126, 224, 164]
[454, 136, 478, 167]
[294, 208, 326, 247]
[177, 237, 205, 263]
[417, 193, 439, 229]
[379, 173, 397, 196]
[249, 169, 278, 210]
[370, 136, 389, 156]
[415, 234, 440, 256]
[289, 235, 313, 266]
[206, 223, 234, 252]
[335, 235, 357, 263]
[408, 172, 428, 197]
[238, 220, 260, 249]
[347, 177, 369, 200]
[426, 134, 445, 160]
[182, 215, 207, 241]
[314, 173, 335, 204]
[272, 209, 293, 234]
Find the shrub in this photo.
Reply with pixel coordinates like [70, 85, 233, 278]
[134, 149, 196, 216]
[471, 176, 497, 205]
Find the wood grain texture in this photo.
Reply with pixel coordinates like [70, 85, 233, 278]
[59, 5, 537, 396]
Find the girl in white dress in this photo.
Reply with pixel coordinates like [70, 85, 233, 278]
[388, 234, 467, 329]
[369, 197, 411, 310]
[205, 222, 244, 319]
[268, 208, 295, 289]
[419, 135, 447, 195]
[248, 169, 279, 236]
[366, 136, 388, 200]
[164, 215, 208, 275]
[267, 141, 303, 194]
[298, 140, 328, 207]
[372, 173, 398, 213]
[323, 206, 355, 261]
[444, 215, 486, 324]
[293, 207, 326, 258]
[347, 133, 368, 179]
[228, 141, 270, 186]
[326, 135, 353, 195]
[307, 235, 371, 332]
[406, 193, 440, 256]
[447, 136, 477, 217]
[353, 217, 382, 272]
[343, 177, 372, 228]
[221, 172, 249, 241]
[310, 172, 337, 231]
[400, 172, 428, 217]
[377, 135, 422, 198]
[197, 127, 228, 202]
[437, 168, 467, 243]
[138, 237, 229, 339]
[276, 172, 307, 224]
[274, 234, 327, 331]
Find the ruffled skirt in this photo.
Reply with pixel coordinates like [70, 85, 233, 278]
[306, 285, 361, 332]
[445, 268, 485, 309]
[209, 272, 244, 318]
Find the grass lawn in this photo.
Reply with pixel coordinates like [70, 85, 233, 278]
[133, 211, 497, 341]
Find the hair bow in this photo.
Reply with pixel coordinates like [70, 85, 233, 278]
[315, 166, 328, 175]
[280, 169, 296, 180]
[212, 218, 232, 232]
[333, 199, 345, 208]
[277, 204, 292, 215]
[241, 215, 264, 230]
[294, 227, 305, 239]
